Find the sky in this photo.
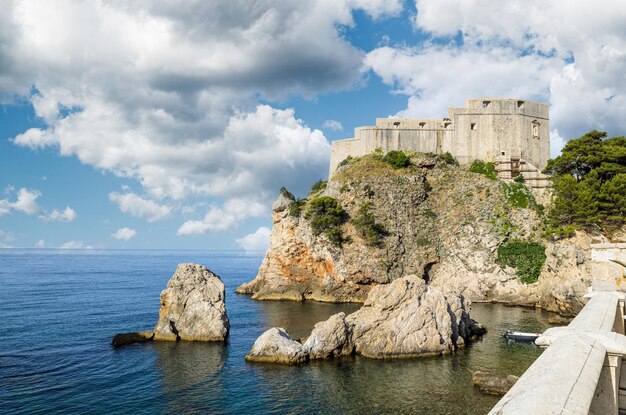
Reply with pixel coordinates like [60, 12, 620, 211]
[1, 0, 625, 250]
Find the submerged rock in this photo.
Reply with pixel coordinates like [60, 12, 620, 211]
[472, 371, 519, 395]
[112, 331, 154, 347]
[153, 263, 229, 342]
[548, 315, 573, 325]
[246, 275, 484, 364]
[245, 328, 307, 364]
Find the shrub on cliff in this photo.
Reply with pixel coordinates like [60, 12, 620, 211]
[469, 160, 497, 180]
[500, 181, 542, 212]
[496, 241, 546, 284]
[309, 180, 327, 195]
[439, 152, 459, 166]
[304, 196, 347, 246]
[289, 199, 306, 217]
[382, 150, 411, 169]
[280, 186, 295, 201]
[543, 130, 626, 235]
[350, 203, 387, 247]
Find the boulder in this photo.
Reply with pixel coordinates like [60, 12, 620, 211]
[112, 331, 154, 347]
[347, 275, 481, 358]
[245, 328, 307, 364]
[246, 275, 484, 364]
[153, 263, 229, 342]
[472, 371, 519, 395]
[303, 312, 354, 359]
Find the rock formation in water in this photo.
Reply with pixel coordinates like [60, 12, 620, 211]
[111, 331, 154, 347]
[153, 263, 229, 341]
[472, 371, 519, 395]
[237, 154, 594, 315]
[245, 327, 308, 364]
[246, 275, 485, 363]
[113, 263, 229, 346]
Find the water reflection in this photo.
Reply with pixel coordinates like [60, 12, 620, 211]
[152, 341, 227, 412]
[255, 300, 361, 340]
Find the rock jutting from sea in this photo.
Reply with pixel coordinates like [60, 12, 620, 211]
[236, 153, 593, 316]
[246, 275, 486, 363]
[112, 263, 229, 346]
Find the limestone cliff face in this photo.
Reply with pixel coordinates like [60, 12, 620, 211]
[237, 155, 593, 315]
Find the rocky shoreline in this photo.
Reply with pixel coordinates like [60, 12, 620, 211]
[246, 275, 486, 364]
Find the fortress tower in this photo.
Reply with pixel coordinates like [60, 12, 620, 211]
[329, 98, 551, 188]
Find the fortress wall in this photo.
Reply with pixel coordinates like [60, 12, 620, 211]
[329, 137, 366, 176]
[329, 98, 550, 177]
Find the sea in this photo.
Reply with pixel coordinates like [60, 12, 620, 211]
[0, 250, 554, 414]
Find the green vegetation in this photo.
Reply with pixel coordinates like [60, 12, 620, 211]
[416, 237, 430, 247]
[438, 152, 459, 166]
[289, 199, 306, 217]
[309, 179, 327, 195]
[469, 160, 497, 180]
[304, 196, 347, 246]
[382, 150, 411, 168]
[338, 156, 354, 168]
[543, 130, 626, 235]
[350, 203, 387, 247]
[280, 186, 295, 201]
[500, 181, 542, 212]
[424, 209, 437, 219]
[497, 240, 546, 284]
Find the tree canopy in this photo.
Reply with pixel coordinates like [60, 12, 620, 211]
[543, 130, 626, 235]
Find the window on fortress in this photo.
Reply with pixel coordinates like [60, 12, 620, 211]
[443, 122, 451, 129]
[517, 101, 525, 109]
[393, 121, 400, 128]
[471, 123, 477, 130]
[532, 121, 540, 138]
[419, 122, 426, 128]
[482, 100, 491, 108]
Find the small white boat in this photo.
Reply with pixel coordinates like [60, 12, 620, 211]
[503, 330, 542, 342]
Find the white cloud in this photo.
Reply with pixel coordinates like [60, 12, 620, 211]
[363, 0, 626, 155]
[59, 240, 93, 249]
[11, 188, 41, 215]
[0, 187, 76, 221]
[35, 239, 45, 248]
[178, 198, 268, 235]
[109, 191, 172, 222]
[322, 119, 344, 131]
[235, 227, 271, 251]
[111, 227, 137, 241]
[3, 1, 387, 199]
[40, 206, 76, 223]
[0, 1, 408, 233]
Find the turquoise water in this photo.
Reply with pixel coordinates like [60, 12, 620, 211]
[0, 250, 554, 414]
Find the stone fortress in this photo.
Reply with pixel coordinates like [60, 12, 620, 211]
[329, 97, 551, 189]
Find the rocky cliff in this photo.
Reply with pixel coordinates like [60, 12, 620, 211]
[237, 154, 593, 315]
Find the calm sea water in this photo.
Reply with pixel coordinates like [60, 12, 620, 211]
[0, 250, 554, 414]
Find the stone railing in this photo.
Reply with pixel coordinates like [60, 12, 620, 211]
[489, 291, 626, 414]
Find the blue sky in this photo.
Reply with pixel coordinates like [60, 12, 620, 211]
[1, 0, 625, 250]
